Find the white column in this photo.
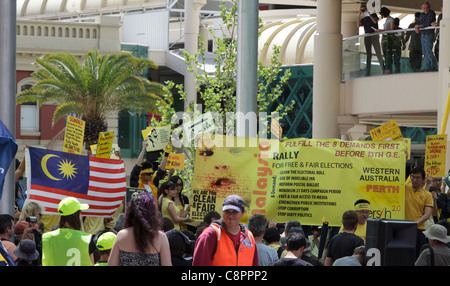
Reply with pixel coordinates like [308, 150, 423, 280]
[341, 3, 360, 38]
[184, 0, 207, 111]
[312, 0, 342, 139]
[438, 3, 450, 170]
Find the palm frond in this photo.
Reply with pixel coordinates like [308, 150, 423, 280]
[52, 102, 84, 123]
[18, 48, 170, 149]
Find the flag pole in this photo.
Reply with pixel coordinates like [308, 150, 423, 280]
[0, 0, 17, 215]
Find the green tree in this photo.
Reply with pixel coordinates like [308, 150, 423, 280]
[17, 48, 167, 149]
[152, 0, 292, 193]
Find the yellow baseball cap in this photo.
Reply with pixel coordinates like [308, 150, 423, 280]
[57, 197, 89, 216]
[96, 232, 117, 251]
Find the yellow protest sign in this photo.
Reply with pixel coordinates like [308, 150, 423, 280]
[95, 131, 115, 158]
[142, 126, 171, 151]
[271, 119, 282, 139]
[370, 120, 403, 141]
[424, 134, 447, 177]
[191, 135, 406, 226]
[63, 115, 85, 154]
[166, 153, 185, 170]
[90, 143, 120, 159]
[403, 138, 411, 160]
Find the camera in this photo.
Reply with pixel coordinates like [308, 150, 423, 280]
[26, 216, 37, 223]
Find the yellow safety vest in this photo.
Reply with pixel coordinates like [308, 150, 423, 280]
[42, 228, 92, 266]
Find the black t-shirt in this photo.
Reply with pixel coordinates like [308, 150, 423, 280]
[361, 14, 379, 34]
[326, 232, 364, 262]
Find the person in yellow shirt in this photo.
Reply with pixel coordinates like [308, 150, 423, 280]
[339, 199, 370, 243]
[405, 167, 433, 258]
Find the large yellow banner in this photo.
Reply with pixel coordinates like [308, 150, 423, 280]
[191, 135, 406, 226]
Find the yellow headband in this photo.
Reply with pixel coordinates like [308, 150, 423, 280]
[140, 169, 154, 175]
[355, 203, 370, 211]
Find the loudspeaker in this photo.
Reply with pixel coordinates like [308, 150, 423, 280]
[365, 219, 417, 266]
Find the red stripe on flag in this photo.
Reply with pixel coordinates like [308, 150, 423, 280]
[89, 176, 126, 184]
[88, 185, 126, 193]
[31, 184, 124, 202]
[82, 203, 122, 210]
[29, 194, 61, 205]
[89, 157, 124, 164]
[44, 207, 58, 213]
[90, 166, 125, 174]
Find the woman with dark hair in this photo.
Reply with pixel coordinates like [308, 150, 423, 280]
[108, 192, 171, 266]
[169, 175, 191, 213]
[160, 181, 193, 231]
[376, 7, 395, 74]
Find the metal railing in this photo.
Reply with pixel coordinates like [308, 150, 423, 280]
[343, 26, 440, 81]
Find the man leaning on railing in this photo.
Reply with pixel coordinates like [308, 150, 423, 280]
[415, 1, 438, 72]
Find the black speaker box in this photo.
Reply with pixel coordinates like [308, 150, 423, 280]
[365, 219, 417, 266]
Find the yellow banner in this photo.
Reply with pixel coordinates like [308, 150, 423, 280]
[63, 115, 85, 154]
[191, 135, 406, 226]
[424, 134, 447, 177]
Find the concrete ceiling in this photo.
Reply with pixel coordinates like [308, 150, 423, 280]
[342, 0, 442, 12]
[16, 0, 443, 19]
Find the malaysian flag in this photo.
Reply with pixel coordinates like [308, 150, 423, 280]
[25, 147, 126, 217]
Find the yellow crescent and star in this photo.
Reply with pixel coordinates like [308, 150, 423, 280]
[41, 154, 78, 180]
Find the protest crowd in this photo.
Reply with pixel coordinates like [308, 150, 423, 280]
[1, 136, 450, 267]
[1, 1, 450, 267]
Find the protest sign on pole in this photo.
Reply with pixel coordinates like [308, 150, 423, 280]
[271, 119, 282, 140]
[424, 134, 447, 177]
[370, 120, 403, 141]
[90, 143, 120, 159]
[166, 153, 185, 170]
[63, 115, 85, 154]
[191, 135, 406, 226]
[95, 131, 114, 158]
[142, 126, 171, 151]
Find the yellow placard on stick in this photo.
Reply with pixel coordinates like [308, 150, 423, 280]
[403, 138, 411, 160]
[142, 126, 171, 151]
[191, 135, 406, 226]
[424, 134, 447, 177]
[95, 131, 115, 158]
[63, 115, 85, 154]
[166, 153, 185, 170]
[370, 120, 403, 141]
[90, 143, 120, 159]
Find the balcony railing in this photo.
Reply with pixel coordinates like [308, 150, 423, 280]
[343, 26, 440, 81]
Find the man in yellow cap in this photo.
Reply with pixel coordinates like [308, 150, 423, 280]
[95, 231, 116, 266]
[42, 197, 95, 266]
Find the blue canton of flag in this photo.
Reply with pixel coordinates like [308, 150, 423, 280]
[28, 148, 89, 195]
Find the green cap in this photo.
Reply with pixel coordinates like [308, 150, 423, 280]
[96, 232, 117, 251]
[57, 197, 89, 216]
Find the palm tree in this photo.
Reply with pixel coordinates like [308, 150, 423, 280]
[17, 48, 167, 149]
